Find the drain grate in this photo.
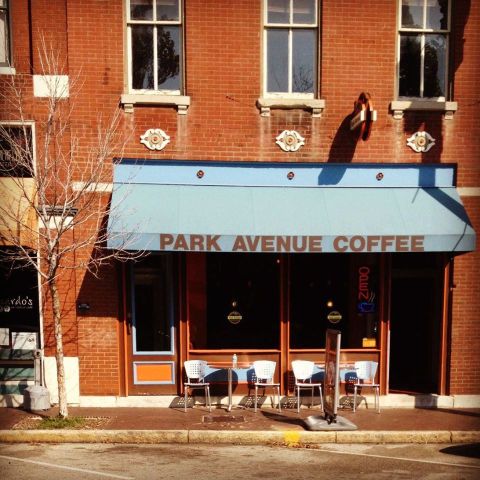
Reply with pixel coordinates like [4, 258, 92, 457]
[202, 415, 245, 423]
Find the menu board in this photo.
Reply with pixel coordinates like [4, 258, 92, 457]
[323, 329, 341, 423]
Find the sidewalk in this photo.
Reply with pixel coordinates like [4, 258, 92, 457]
[1, 404, 479, 445]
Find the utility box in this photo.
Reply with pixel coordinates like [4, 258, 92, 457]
[24, 384, 51, 411]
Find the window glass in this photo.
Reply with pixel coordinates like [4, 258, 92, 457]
[398, 0, 449, 99]
[399, 34, 421, 97]
[130, 0, 153, 20]
[0, 254, 39, 332]
[0, 11, 7, 63]
[267, 0, 289, 24]
[205, 254, 280, 349]
[424, 34, 446, 97]
[267, 29, 289, 92]
[293, 0, 316, 24]
[401, 0, 424, 28]
[157, 0, 179, 21]
[157, 25, 181, 90]
[264, 0, 317, 96]
[292, 29, 315, 93]
[0, 0, 9, 67]
[426, 0, 448, 30]
[132, 25, 154, 90]
[128, 0, 182, 93]
[0, 125, 33, 177]
[133, 255, 173, 353]
[290, 254, 349, 349]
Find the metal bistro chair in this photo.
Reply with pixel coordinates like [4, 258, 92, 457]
[183, 360, 212, 412]
[353, 360, 380, 413]
[291, 360, 324, 414]
[252, 360, 281, 413]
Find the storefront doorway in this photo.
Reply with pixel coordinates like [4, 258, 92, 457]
[125, 255, 178, 394]
[389, 254, 443, 394]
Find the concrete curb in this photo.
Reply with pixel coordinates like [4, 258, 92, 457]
[1, 429, 479, 445]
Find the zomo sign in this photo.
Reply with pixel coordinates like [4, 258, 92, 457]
[158, 234, 425, 253]
[357, 266, 376, 313]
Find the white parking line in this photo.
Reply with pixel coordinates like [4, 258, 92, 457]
[0, 454, 134, 479]
[315, 448, 480, 470]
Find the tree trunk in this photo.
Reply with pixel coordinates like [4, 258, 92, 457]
[49, 279, 68, 418]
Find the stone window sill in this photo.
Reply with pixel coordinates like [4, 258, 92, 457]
[120, 93, 191, 114]
[256, 97, 326, 117]
[0, 66, 16, 75]
[390, 100, 458, 120]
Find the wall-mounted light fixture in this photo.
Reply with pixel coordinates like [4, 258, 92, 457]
[77, 303, 90, 312]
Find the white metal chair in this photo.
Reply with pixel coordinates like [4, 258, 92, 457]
[291, 360, 324, 413]
[183, 360, 211, 412]
[252, 360, 281, 413]
[353, 360, 380, 413]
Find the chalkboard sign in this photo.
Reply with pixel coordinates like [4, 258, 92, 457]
[323, 329, 341, 424]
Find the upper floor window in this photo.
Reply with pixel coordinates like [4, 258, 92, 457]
[127, 0, 183, 94]
[0, 0, 11, 69]
[263, 0, 318, 97]
[398, 0, 450, 99]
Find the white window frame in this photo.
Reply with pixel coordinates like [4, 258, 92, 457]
[396, 0, 451, 101]
[263, 0, 318, 99]
[126, 0, 183, 95]
[0, 0, 15, 75]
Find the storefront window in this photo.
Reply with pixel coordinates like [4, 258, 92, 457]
[0, 252, 39, 333]
[290, 254, 349, 349]
[204, 253, 280, 349]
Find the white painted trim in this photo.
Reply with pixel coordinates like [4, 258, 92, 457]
[33, 75, 69, 98]
[72, 181, 113, 193]
[457, 187, 480, 197]
[0, 66, 15, 75]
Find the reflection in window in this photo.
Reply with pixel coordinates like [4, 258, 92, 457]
[127, 0, 182, 93]
[133, 255, 173, 353]
[290, 255, 349, 349]
[398, 0, 450, 99]
[264, 0, 317, 96]
[204, 254, 280, 349]
[0, 0, 11, 67]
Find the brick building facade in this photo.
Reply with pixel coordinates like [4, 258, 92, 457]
[1, 1, 479, 407]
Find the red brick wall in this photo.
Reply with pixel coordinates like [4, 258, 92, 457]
[3, 0, 479, 396]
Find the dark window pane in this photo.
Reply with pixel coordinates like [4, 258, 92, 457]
[0, 255, 39, 331]
[424, 34, 446, 97]
[401, 0, 423, 28]
[133, 256, 172, 352]
[293, 0, 316, 24]
[290, 255, 349, 349]
[0, 10, 9, 65]
[157, 26, 181, 90]
[426, 0, 448, 30]
[292, 29, 315, 93]
[0, 126, 33, 177]
[156, 0, 179, 21]
[399, 34, 421, 97]
[267, 0, 289, 24]
[130, 0, 153, 20]
[205, 254, 280, 349]
[132, 25, 154, 89]
[267, 29, 288, 92]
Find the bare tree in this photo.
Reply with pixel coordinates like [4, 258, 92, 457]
[0, 40, 141, 418]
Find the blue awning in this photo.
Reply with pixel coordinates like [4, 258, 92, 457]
[107, 162, 476, 254]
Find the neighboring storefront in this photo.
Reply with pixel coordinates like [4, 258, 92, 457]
[107, 160, 475, 397]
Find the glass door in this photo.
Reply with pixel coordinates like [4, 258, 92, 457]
[127, 254, 178, 394]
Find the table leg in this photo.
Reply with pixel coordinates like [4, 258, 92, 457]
[227, 367, 233, 412]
